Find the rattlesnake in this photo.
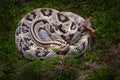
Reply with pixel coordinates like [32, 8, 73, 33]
[15, 8, 95, 60]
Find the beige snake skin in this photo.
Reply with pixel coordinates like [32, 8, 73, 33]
[15, 8, 92, 60]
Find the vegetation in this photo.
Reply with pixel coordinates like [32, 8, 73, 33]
[0, 0, 120, 80]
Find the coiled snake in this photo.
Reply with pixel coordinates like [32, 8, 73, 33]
[15, 8, 96, 60]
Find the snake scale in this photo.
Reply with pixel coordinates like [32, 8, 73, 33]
[15, 8, 95, 60]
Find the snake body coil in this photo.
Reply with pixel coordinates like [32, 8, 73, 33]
[15, 8, 92, 60]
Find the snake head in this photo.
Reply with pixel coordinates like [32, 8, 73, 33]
[83, 18, 96, 35]
[49, 39, 69, 52]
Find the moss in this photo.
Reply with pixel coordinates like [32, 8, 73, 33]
[87, 66, 118, 80]
[16, 57, 80, 80]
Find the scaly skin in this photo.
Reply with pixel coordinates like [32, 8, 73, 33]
[15, 8, 94, 60]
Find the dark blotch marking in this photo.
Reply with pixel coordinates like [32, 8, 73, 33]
[56, 49, 69, 55]
[50, 25, 55, 33]
[87, 37, 91, 46]
[23, 45, 29, 51]
[70, 22, 76, 30]
[57, 13, 69, 23]
[76, 47, 80, 51]
[41, 9, 52, 16]
[16, 28, 21, 35]
[22, 23, 29, 29]
[24, 37, 31, 41]
[26, 11, 36, 21]
[69, 34, 74, 40]
[41, 20, 48, 24]
[35, 48, 49, 58]
[61, 35, 66, 40]
[78, 27, 82, 31]
[82, 42, 85, 50]
[78, 23, 81, 26]
[19, 39, 23, 49]
[16, 22, 22, 35]
[30, 43, 33, 46]
[31, 12, 36, 19]
[24, 37, 31, 46]
[42, 49, 50, 57]
[58, 24, 66, 33]
[75, 47, 82, 53]
[26, 15, 32, 21]
[52, 23, 58, 31]
[81, 32, 86, 36]
[61, 34, 74, 41]
[33, 20, 48, 27]
[35, 48, 42, 57]
[56, 52, 61, 55]
[22, 28, 29, 33]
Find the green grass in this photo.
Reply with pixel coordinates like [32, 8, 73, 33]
[0, 0, 120, 80]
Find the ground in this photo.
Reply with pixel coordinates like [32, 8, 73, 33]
[0, 0, 120, 80]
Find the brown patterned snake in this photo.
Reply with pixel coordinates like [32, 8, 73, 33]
[15, 8, 95, 60]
